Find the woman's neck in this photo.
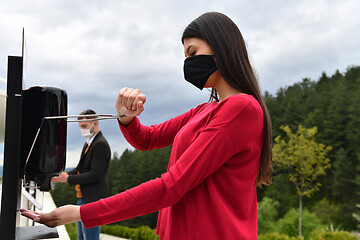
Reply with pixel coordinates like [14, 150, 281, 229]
[215, 78, 244, 101]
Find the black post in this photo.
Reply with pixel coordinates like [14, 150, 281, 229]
[0, 56, 23, 239]
[1, 32, 59, 240]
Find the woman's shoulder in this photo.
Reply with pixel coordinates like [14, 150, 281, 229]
[190, 102, 211, 114]
[190, 94, 261, 117]
[217, 94, 261, 112]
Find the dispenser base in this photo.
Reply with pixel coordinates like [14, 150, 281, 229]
[16, 225, 59, 239]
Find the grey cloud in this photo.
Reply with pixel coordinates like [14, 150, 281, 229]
[1, 0, 360, 166]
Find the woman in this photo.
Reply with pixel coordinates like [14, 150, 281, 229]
[21, 12, 272, 239]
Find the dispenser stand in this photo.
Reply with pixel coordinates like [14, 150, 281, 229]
[0, 53, 58, 238]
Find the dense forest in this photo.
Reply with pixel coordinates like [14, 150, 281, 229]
[52, 65, 360, 235]
[261, 65, 360, 230]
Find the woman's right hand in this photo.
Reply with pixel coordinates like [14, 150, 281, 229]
[115, 87, 146, 127]
[20, 205, 81, 228]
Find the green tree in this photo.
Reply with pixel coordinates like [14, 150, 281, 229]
[273, 125, 332, 238]
[352, 203, 360, 229]
[107, 147, 170, 228]
[258, 197, 279, 234]
[311, 199, 340, 226]
[277, 208, 322, 240]
[51, 182, 77, 207]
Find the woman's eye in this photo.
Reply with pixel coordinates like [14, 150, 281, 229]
[191, 51, 196, 56]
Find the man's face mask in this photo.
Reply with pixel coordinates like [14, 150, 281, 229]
[80, 122, 94, 138]
[183, 55, 217, 90]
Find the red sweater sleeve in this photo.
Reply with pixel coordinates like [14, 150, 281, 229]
[80, 97, 263, 228]
[118, 104, 206, 151]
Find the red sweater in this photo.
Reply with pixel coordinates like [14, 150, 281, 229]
[80, 94, 264, 239]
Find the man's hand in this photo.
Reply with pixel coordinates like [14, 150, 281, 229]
[51, 172, 69, 183]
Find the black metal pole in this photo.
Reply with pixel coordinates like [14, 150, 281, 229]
[0, 56, 23, 239]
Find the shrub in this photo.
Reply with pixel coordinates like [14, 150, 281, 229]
[258, 197, 280, 234]
[101, 224, 158, 240]
[101, 224, 135, 238]
[258, 232, 304, 240]
[310, 229, 357, 240]
[130, 225, 158, 240]
[311, 199, 340, 225]
[276, 208, 322, 240]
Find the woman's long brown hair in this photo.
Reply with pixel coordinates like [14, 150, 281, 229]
[182, 12, 273, 187]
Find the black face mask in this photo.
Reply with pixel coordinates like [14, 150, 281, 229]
[183, 55, 217, 90]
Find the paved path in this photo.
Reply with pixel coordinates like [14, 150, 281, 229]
[100, 233, 128, 240]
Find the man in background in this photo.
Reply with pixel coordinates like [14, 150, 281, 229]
[52, 109, 111, 240]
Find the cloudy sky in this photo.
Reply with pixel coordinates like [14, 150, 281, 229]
[0, 0, 359, 168]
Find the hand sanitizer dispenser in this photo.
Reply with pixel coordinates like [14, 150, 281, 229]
[19, 86, 67, 191]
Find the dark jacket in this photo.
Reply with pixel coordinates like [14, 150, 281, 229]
[67, 131, 111, 203]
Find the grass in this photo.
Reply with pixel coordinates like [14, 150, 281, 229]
[65, 222, 77, 240]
